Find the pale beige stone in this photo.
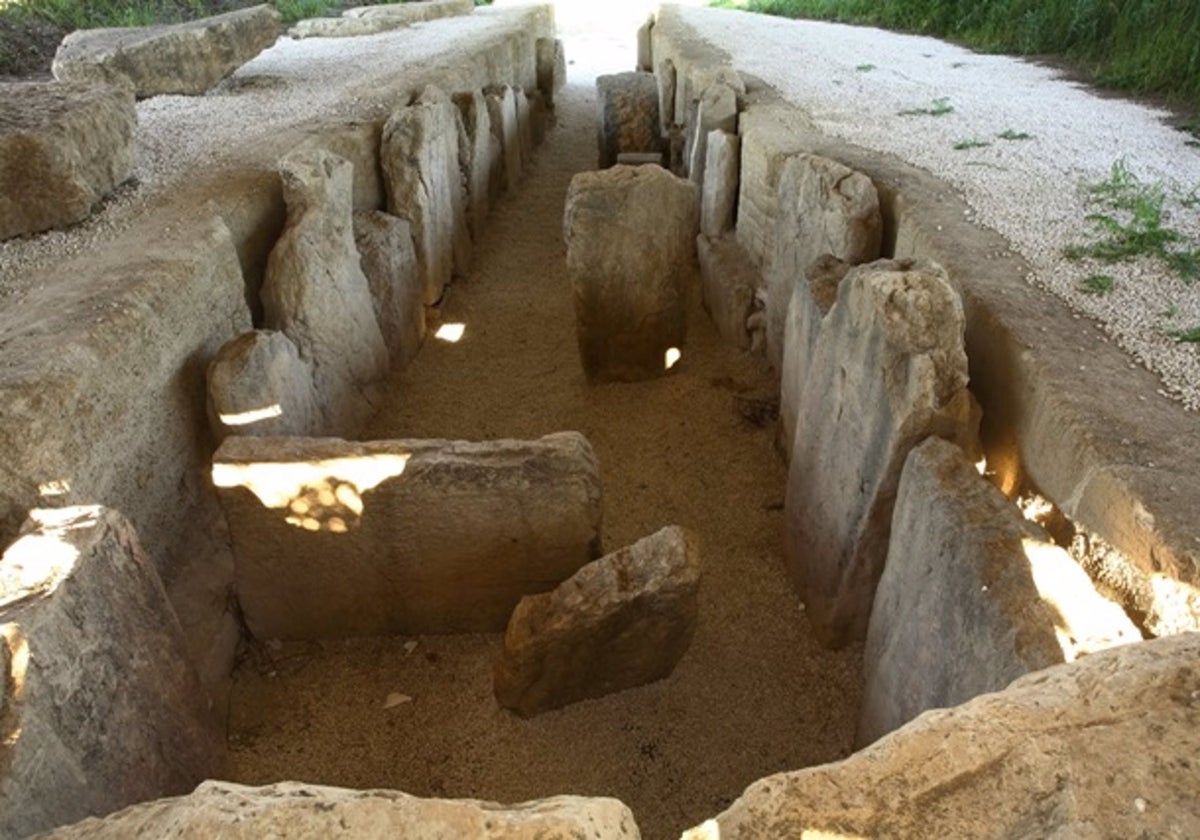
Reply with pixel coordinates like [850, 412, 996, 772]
[697, 233, 757, 350]
[206, 330, 321, 441]
[700, 129, 739, 238]
[686, 83, 738, 187]
[485, 84, 522, 196]
[353, 210, 424, 370]
[453, 90, 495, 244]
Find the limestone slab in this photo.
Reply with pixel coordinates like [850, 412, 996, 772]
[700, 129, 739, 239]
[596, 72, 662, 169]
[353, 210, 425, 370]
[453, 90, 495, 245]
[535, 38, 566, 105]
[206, 330, 320, 441]
[697, 233, 757, 350]
[213, 432, 604, 639]
[686, 83, 738, 187]
[485, 85, 522, 196]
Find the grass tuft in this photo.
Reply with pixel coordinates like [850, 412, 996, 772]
[1169, 325, 1200, 343]
[855, 63, 876, 71]
[899, 96, 954, 116]
[996, 129, 1034, 141]
[952, 138, 992, 150]
[1079, 273, 1115, 295]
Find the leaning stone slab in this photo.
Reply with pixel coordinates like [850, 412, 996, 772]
[859, 437, 1140, 747]
[686, 83, 738, 188]
[206, 330, 321, 442]
[0, 507, 225, 840]
[0, 81, 135, 240]
[595, 72, 662, 169]
[213, 432, 603, 639]
[685, 633, 1200, 840]
[700, 129, 739, 239]
[785, 258, 978, 648]
[52, 5, 280, 98]
[39, 780, 640, 839]
[697, 233, 757, 350]
[453, 90, 495, 245]
[262, 150, 389, 433]
[353, 210, 425, 370]
[564, 165, 698, 382]
[495, 526, 701, 717]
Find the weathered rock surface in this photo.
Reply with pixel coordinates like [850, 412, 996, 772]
[262, 150, 388, 433]
[656, 59, 676, 133]
[206, 330, 321, 441]
[637, 16, 654, 72]
[0, 507, 224, 840]
[52, 5, 280, 98]
[0, 81, 135, 240]
[383, 86, 470, 303]
[495, 526, 701, 717]
[565, 165, 698, 381]
[290, 120, 385, 213]
[700, 129, 739, 238]
[765, 152, 882, 368]
[535, 38, 566, 106]
[684, 633, 1200, 840]
[687, 83, 738, 188]
[697, 233, 757, 350]
[291, 0, 473, 36]
[453, 90, 495, 245]
[353, 210, 424, 370]
[859, 437, 1141, 747]
[485, 84, 522, 195]
[596, 72, 663, 169]
[213, 432, 603, 639]
[785, 258, 978, 648]
[514, 85, 534, 171]
[39, 781, 641, 839]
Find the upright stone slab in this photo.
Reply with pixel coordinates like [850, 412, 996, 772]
[52, 5, 280, 97]
[686, 83, 738, 187]
[859, 438, 1139, 746]
[765, 152, 882, 369]
[514, 85, 534, 170]
[453, 90, 495, 244]
[206, 330, 321, 441]
[636, 16, 654, 72]
[262, 150, 388, 433]
[655, 59, 676, 134]
[785, 258, 978, 648]
[564, 165, 698, 382]
[595, 72, 662, 169]
[213, 432, 603, 639]
[485, 84, 521, 196]
[700, 129, 739, 239]
[495, 526, 701, 717]
[353, 210, 424, 370]
[0, 81, 135, 240]
[382, 86, 469, 305]
[697, 234, 757, 350]
[535, 37, 566, 105]
[0, 507, 225, 840]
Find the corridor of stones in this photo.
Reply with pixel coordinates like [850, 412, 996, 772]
[224, 37, 863, 840]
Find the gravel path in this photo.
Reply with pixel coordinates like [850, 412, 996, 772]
[677, 6, 1200, 411]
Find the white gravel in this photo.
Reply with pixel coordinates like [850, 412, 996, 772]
[678, 6, 1200, 411]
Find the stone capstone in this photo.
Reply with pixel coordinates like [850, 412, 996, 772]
[38, 781, 641, 839]
[785, 258, 979, 648]
[697, 234, 757, 350]
[206, 330, 321, 441]
[213, 432, 604, 639]
[0, 81, 135, 240]
[564, 165, 698, 382]
[0, 507, 225, 840]
[859, 437, 1141, 746]
[683, 633, 1200, 840]
[353, 210, 425, 371]
[261, 150, 389, 434]
[700, 129, 739, 239]
[494, 526, 701, 717]
[595, 72, 663, 169]
[52, 5, 280, 98]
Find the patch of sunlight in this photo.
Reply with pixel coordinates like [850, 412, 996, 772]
[36, 479, 70, 498]
[665, 346, 682, 370]
[2, 623, 29, 748]
[1147, 574, 1200, 636]
[220, 404, 284, 427]
[1, 507, 101, 603]
[435, 322, 466, 343]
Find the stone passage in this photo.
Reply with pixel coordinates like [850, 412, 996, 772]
[213, 432, 603, 639]
[564, 164, 698, 382]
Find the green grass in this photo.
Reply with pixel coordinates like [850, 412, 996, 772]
[1079, 273, 1115, 295]
[1169, 325, 1200, 343]
[855, 62, 876, 71]
[952, 138, 991, 150]
[899, 96, 954, 116]
[996, 128, 1034, 141]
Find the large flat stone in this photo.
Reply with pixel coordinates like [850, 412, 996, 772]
[595, 72, 662, 169]
[213, 432, 604, 639]
[52, 5, 280, 98]
[353, 210, 425, 371]
[700, 129, 739, 238]
[206, 329, 321, 441]
[0, 507, 224, 839]
[453, 90, 496, 246]
[686, 82, 738, 187]
[485, 84, 522, 196]
[0, 81, 135, 240]
[697, 233, 757, 350]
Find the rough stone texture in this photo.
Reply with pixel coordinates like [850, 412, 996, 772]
[764, 152, 882, 369]
[206, 330, 321, 442]
[292, 0, 472, 36]
[527, 88, 549, 148]
[495, 526, 701, 717]
[637, 16, 654, 72]
[684, 633, 1200, 840]
[453, 90, 495, 245]
[213, 432, 603, 639]
[290, 120, 385, 213]
[39, 781, 641, 839]
[535, 38, 566, 105]
[485, 84, 522, 196]
[785, 258, 979, 648]
[656, 59, 676, 134]
[697, 233, 757, 350]
[52, 5, 280, 98]
[261, 150, 388, 433]
[859, 437, 1141, 747]
[514, 85, 534, 171]
[564, 165, 699, 382]
[383, 86, 470, 305]
[686, 83, 738, 188]
[595, 72, 663, 169]
[700, 129, 739, 239]
[779, 254, 850, 460]
[0, 507, 225, 840]
[732, 106, 808, 267]
[353, 210, 425, 370]
[0, 81, 136, 240]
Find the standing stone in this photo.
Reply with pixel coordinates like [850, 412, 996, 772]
[564, 165, 698, 382]
[0, 81, 135, 240]
[765, 153, 882, 369]
[485, 84, 521, 196]
[859, 438, 1140, 747]
[353, 210, 424, 370]
[785, 258, 979, 648]
[686, 83, 738, 187]
[382, 86, 469, 305]
[206, 330, 321, 441]
[636, 16, 654, 71]
[596, 72, 662, 169]
[535, 37, 566, 105]
[495, 526, 701, 717]
[261, 150, 389, 433]
[656, 59, 676, 134]
[697, 234, 757, 350]
[514, 85, 534, 170]
[700, 129, 739, 238]
[0, 507, 225, 840]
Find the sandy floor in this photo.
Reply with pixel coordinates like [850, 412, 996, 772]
[225, 63, 862, 840]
